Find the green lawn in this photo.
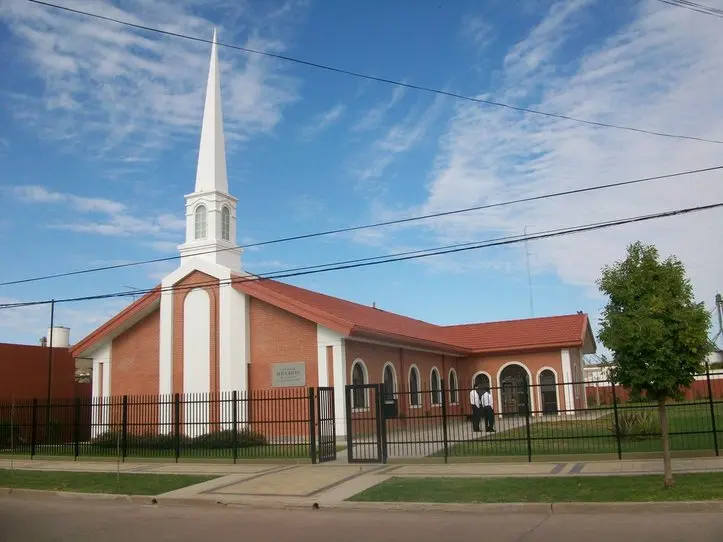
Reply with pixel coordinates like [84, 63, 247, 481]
[349, 473, 723, 503]
[443, 402, 723, 458]
[0, 469, 216, 495]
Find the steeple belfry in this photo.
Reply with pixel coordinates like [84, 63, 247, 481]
[178, 29, 242, 273]
[195, 29, 228, 194]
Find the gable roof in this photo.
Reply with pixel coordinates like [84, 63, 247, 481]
[70, 287, 161, 358]
[71, 276, 593, 358]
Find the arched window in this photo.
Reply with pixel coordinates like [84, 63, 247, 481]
[383, 363, 396, 399]
[194, 205, 207, 240]
[351, 360, 368, 409]
[448, 369, 459, 404]
[430, 368, 441, 405]
[409, 366, 421, 407]
[221, 206, 230, 241]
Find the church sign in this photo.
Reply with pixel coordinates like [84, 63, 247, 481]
[271, 362, 306, 388]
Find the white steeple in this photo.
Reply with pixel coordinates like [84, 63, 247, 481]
[178, 29, 242, 272]
[195, 29, 228, 194]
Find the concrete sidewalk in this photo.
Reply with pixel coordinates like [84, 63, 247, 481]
[2, 456, 723, 508]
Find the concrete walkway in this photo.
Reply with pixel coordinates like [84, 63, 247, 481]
[2, 456, 723, 509]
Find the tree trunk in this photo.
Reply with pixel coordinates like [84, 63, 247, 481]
[658, 397, 674, 489]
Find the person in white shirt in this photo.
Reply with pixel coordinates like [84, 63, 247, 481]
[469, 383, 483, 432]
[480, 386, 496, 432]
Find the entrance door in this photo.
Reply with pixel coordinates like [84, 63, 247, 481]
[345, 384, 386, 463]
[539, 370, 558, 415]
[499, 364, 530, 416]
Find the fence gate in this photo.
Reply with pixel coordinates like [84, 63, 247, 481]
[316, 387, 336, 463]
[345, 384, 387, 463]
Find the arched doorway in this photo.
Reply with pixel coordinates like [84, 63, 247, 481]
[473, 372, 490, 390]
[499, 364, 529, 416]
[382, 363, 396, 400]
[539, 369, 558, 415]
[351, 360, 368, 409]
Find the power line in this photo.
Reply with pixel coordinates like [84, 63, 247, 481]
[654, 0, 723, 18]
[24, 0, 723, 145]
[2, 164, 721, 288]
[1, 201, 720, 310]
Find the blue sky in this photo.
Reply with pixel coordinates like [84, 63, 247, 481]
[1, 0, 722, 349]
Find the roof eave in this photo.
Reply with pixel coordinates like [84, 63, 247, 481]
[350, 326, 470, 355]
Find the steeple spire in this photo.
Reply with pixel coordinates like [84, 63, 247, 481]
[178, 29, 242, 273]
[195, 28, 228, 194]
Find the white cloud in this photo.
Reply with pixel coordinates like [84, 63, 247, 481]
[352, 86, 407, 132]
[366, 1, 723, 329]
[355, 94, 446, 182]
[10, 184, 184, 245]
[301, 103, 346, 140]
[0, 0, 303, 160]
[460, 15, 494, 51]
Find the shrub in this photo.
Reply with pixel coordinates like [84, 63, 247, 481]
[90, 431, 188, 450]
[611, 409, 661, 440]
[189, 429, 266, 450]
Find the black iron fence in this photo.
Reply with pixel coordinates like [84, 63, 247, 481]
[344, 370, 723, 462]
[2, 371, 721, 464]
[0, 387, 336, 463]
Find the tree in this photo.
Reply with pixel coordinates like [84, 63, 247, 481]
[597, 241, 713, 488]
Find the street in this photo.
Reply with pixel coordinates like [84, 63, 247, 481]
[1, 498, 722, 542]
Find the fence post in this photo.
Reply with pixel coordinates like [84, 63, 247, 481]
[73, 397, 81, 460]
[611, 381, 622, 460]
[524, 378, 532, 463]
[440, 378, 449, 464]
[173, 393, 181, 463]
[308, 387, 317, 465]
[30, 399, 38, 459]
[706, 367, 719, 456]
[232, 391, 238, 464]
[121, 396, 128, 461]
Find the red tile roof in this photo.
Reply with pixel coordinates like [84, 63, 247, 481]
[72, 275, 593, 357]
[235, 278, 592, 354]
[441, 314, 591, 353]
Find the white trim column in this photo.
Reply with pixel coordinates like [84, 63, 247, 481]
[158, 288, 174, 434]
[560, 349, 575, 415]
[90, 342, 112, 438]
[219, 285, 249, 429]
[317, 326, 347, 437]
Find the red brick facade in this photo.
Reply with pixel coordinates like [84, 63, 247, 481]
[110, 309, 160, 397]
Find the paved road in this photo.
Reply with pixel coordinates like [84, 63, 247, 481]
[1, 498, 722, 542]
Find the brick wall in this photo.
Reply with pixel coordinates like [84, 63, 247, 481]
[0, 343, 78, 400]
[246, 297, 318, 438]
[110, 309, 160, 397]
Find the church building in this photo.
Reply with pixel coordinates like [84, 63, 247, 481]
[70, 32, 596, 437]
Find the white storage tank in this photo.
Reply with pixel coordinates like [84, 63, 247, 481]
[47, 326, 70, 348]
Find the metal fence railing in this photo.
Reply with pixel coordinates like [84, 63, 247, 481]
[1, 370, 721, 463]
[0, 388, 335, 463]
[345, 370, 723, 462]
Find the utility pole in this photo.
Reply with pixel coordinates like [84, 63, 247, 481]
[713, 293, 723, 346]
[45, 300, 55, 430]
[524, 225, 534, 317]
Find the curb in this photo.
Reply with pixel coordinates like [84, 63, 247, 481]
[2, 487, 723, 514]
